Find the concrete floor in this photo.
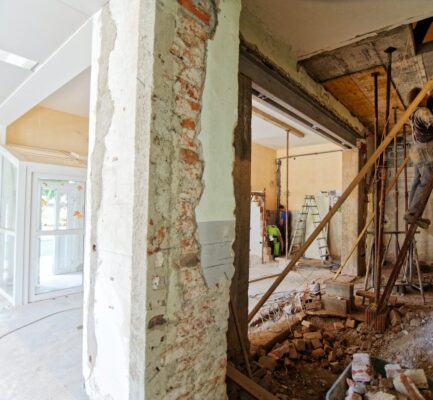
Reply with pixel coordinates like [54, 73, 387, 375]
[248, 256, 336, 312]
[0, 258, 334, 400]
[0, 293, 86, 400]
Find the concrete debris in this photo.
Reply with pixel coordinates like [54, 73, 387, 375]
[249, 300, 433, 400]
[404, 370, 429, 390]
[385, 364, 403, 379]
[322, 294, 351, 314]
[352, 353, 373, 382]
[325, 280, 354, 299]
[341, 354, 432, 400]
[393, 373, 425, 400]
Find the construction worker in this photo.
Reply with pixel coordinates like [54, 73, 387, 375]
[405, 87, 433, 229]
[266, 225, 284, 259]
[278, 204, 292, 252]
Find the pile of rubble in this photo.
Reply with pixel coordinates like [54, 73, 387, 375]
[344, 353, 432, 399]
[255, 318, 361, 377]
[248, 307, 432, 399]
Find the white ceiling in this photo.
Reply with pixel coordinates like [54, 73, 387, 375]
[243, 0, 433, 60]
[41, 68, 90, 117]
[0, 0, 106, 105]
[252, 98, 331, 149]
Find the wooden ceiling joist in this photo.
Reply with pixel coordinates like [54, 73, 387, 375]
[252, 106, 305, 138]
[323, 66, 405, 133]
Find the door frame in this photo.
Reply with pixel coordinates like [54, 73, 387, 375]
[28, 170, 86, 303]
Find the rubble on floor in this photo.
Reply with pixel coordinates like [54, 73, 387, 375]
[342, 352, 432, 400]
[248, 307, 433, 400]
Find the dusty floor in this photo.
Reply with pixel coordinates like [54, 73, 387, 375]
[249, 257, 337, 313]
[0, 294, 87, 400]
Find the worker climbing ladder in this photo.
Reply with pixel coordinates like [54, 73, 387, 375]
[289, 195, 330, 261]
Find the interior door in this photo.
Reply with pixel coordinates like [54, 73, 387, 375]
[29, 174, 85, 302]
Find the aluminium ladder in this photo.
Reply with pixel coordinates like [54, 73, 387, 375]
[289, 195, 330, 261]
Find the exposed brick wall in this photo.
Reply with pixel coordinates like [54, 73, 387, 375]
[145, 2, 231, 399]
[86, 1, 239, 398]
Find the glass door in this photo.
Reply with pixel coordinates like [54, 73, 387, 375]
[0, 156, 17, 300]
[30, 176, 85, 301]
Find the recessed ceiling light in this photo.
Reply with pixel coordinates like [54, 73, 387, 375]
[0, 49, 38, 71]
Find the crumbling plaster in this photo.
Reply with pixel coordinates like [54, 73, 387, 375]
[84, 0, 241, 399]
[239, 7, 367, 138]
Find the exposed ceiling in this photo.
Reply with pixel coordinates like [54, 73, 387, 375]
[243, 0, 433, 60]
[41, 68, 90, 117]
[323, 66, 405, 134]
[252, 98, 333, 149]
[0, 0, 106, 105]
[301, 25, 428, 109]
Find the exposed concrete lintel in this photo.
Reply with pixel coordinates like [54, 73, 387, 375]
[240, 48, 362, 147]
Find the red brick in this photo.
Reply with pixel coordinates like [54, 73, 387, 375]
[178, 0, 210, 25]
[181, 118, 196, 129]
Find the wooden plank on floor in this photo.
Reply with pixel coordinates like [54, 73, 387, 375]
[226, 363, 279, 400]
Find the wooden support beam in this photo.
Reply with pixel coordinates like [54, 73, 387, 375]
[226, 363, 278, 400]
[229, 73, 252, 362]
[252, 106, 305, 138]
[248, 77, 433, 323]
[229, 300, 252, 378]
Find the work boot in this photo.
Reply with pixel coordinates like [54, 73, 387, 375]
[404, 212, 431, 229]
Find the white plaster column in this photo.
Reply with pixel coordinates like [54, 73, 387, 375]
[83, 1, 241, 399]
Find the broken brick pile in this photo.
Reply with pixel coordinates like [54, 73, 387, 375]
[248, 306, 432, 399]
[255, 319, 360, 376]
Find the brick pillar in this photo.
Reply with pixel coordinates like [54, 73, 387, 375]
[83, 1, 241, 399]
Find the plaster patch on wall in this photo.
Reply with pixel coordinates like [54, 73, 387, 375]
[197, 220, 235, 286]
[196, 0, 240, 286]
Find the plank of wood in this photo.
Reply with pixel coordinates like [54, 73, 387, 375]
[247, 77, 433, 323]
[252, 106, 305, 138]
[230, 300, 252, 378]
[356, 289, 401, 305]
[226, 363, 279, 400]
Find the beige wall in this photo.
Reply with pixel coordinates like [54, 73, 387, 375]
[7, 105, 89, 155]
[277, 143, 343, 211]
[277, 142, 343, 258]
[251, 143, 277, 210]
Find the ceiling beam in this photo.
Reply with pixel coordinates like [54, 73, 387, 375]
[413, 17, 433, 44]
[252, 106, 305, 138]
[240, 48, 361, 147]
[0, 18, 92, 126]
